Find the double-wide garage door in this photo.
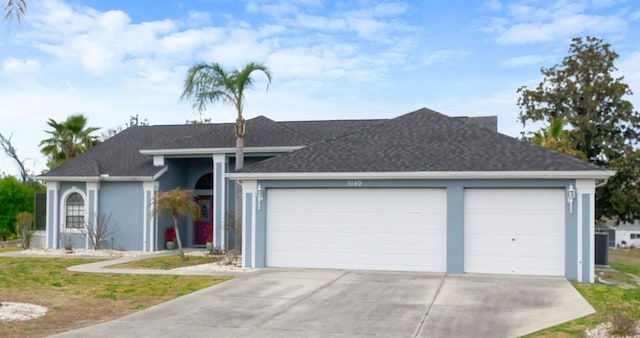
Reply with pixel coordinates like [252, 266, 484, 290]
[265, 188, 565, 276]
[266, 188, 447, 272]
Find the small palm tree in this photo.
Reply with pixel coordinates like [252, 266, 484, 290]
[152, 188, 199, 260]
[529, 117, 586, 159]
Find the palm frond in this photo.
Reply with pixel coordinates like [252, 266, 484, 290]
[4, 0, 26, 23]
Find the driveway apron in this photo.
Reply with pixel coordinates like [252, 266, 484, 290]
[51, 270, 593, 338]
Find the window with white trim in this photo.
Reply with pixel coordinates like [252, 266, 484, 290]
[65, 192, 85, 229]
[631, 233, 640, 239]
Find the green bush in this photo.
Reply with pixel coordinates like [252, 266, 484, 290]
[0, 176, 44, 237]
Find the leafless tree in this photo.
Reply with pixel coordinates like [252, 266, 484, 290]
[0, 132, 29, 181]
[81, 213, 119, 250]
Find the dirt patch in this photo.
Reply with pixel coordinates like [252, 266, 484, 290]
[0, 290, 154, 337]
[595, 267, 640, 288]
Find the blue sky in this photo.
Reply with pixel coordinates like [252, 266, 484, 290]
[1, 0, 639, 177]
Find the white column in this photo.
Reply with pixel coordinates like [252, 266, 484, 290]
[46, 182, 59, 249]
[576, 180, 596, 283]
[86, 181, 100, 250]
[213, 154, 226, 250]
[242, 180, 257, 268]
[143, 181, 156, 252]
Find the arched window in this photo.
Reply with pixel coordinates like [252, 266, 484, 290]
[65, 192, 85, 228]
[195, 172, 213, 190]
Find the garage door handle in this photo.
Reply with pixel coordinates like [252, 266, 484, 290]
[512, 238, 515, 242]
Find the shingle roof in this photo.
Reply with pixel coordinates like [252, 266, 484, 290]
[280, 119, 386, 142]
[41, 124, 191, 177]
[239, 108, 604, 173]
[39, 115, 383, 178]
[146, 116, 312, 149]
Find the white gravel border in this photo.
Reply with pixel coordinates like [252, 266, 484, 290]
[0, 302, 48, 322]
[19, 249, 153, 257]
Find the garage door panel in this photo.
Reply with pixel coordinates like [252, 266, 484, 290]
[464, 189, 565, 276]
[266, 188, 447, 272]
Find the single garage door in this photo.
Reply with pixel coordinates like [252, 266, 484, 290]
[266, 188, 447, 272]
[464, 189, 565, 276]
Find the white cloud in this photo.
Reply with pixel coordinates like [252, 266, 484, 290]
[482, 0, 629, 44]
[484, 0, 503, 11]
[1, 58, 40, 73]
[500, 54, 555, 67]
[617, 51, 640, 101]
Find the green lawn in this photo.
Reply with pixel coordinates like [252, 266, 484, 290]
[108, 253, 221, 270]
[0, 256, 231, 337]
[524, 248, 640, 337]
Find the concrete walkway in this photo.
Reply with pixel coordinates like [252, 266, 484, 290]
[0, 249, 250, 276]
[49, 268, 595, 338]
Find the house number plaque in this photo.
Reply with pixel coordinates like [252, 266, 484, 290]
[347, 180, 363, 187]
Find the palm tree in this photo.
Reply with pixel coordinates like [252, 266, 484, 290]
[181, 61, 272, 250]
[529, 117, 586, 159]
[3, 0, 26, 22]
[39, 114, 99, 169]
[152, 188, 199, 260]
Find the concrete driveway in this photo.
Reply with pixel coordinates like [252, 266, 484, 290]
[52, 269, 594, 338]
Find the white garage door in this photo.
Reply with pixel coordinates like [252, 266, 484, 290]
[464, 189, 565, 276]
[266, 188, 447, 272]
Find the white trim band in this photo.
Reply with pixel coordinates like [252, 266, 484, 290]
[227, 170, 616, 180]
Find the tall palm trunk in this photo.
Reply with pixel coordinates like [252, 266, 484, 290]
[234, 125, 244, 252]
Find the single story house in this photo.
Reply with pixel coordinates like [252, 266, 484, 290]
[38, 108, 613, 283]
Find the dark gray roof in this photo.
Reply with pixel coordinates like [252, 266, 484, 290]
[41, 124, 194, 177]
[240, 108, 604, 173]
[39, 115, 382, 178]
[454, 116, 498, 132]
[147, 116, 312, 149]
[280, 119, 386, 142]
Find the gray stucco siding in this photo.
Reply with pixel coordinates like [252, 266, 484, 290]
[186, 158, 213, 189]
[251, 179, 579, 280]
[99, 182, 144, 250]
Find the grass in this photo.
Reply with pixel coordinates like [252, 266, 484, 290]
[0, 246, 22, 253]
[524, 248, 640, 337]
[0, 257, 231, 337]
[108, 253, 221, 270]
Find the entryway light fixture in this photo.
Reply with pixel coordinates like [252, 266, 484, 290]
[567, 184, 576, 213]
[256, 184, 263, 210]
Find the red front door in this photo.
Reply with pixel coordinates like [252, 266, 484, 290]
[194, 196, 213, 245]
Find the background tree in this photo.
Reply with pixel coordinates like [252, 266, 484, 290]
[40, 114, 99, 169]
[0, 176, 42, 239]
[517, 36, 640, 222]
[153, 188, 199, 260]
[100, 114, 150, 141]
[526, 117, 586, 160]
[0, 132, 30, 181]
[181, 61, 272, 250]
[3, 0, 26, 22]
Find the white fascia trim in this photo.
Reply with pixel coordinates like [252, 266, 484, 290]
[38, 176, 100, 182]
[152, 167, 169, 180]
[227, 170, 616, 180]
[37, 176, 158, 182]
[139, 146, 304, 156]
